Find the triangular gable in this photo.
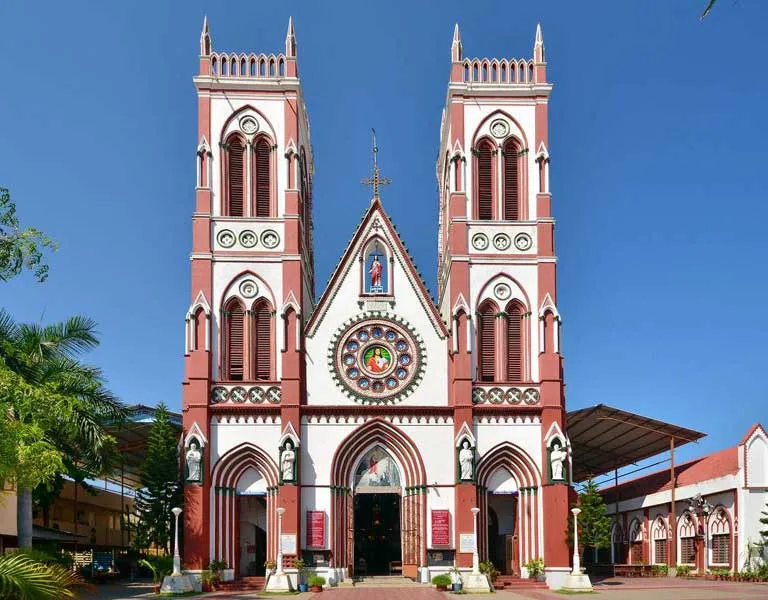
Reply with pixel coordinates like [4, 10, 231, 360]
[185, 422, 208, 448]
[454, 421, 476, 447]
[307, 198, 448, 338]
[279, 422, 300, 447]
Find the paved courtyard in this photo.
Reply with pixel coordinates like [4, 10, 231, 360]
[82, 579, 768, 600]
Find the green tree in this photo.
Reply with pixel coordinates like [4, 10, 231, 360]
[566, 477, 612, 558]
[0, 552, 82, 599]
[133, 403, 182, 553]
[760, 500, 768, 547]
[0, 187, 57, 282]
[0, 309, 125, 548]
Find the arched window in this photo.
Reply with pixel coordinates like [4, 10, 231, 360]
[611, 523, 625, 564]
[477, 301, 498, 382]
[709, 508, 731, 567]
[476, 139, 494, 220]
[250, 300, 272, 380]
[224, 299, 245, 380]
[678, 513, 696, 566]
[502, 139, 521, 220]
[227, 136, 246, 216]
[505, 301, 524, 381]
[652, 518, 668, 565]
[629, 520, 642, 564]
[253, 138, 271, 217]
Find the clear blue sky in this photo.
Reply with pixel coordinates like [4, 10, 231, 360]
[2, 1, 766, 483]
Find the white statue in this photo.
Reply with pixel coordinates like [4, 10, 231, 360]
[459, 439, 474, 480]
[281, 440, 296, 482]
[550, 440, 567, 481]
[185, 441, 202, 482]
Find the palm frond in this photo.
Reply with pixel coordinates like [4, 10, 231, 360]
[0, 308, 19, 347]
[0, 553, 80, 599]
[40, 315, 100, 355]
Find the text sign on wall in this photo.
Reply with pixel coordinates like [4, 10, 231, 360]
[459, 533, 475, 553]
[281, 534, 297, 555]
[306, 510, 325, 548]
[431, 510, 450, 546]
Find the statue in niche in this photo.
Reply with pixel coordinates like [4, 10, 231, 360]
[369, 254, 383, 292]
[281, 440, 296, 483]
[458, 439, 474, 481]
[549, 439, 567, 481]
[185, 440, 202, 482]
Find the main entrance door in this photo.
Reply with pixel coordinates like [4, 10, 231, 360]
[353, 493, 401, 575]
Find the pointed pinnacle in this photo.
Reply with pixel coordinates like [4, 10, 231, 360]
[285, 16, 297, 57]
[287, 15, 295, 36]
[453, 23, 461, 43]
[202, 14, 209, 34]
[535, 23, 543, 45]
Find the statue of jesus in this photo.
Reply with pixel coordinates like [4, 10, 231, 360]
[550, 440, 567, 481]
[459, 440, 474, 480]
[186, 441, 202, 482]
[369, 255, 383, 290]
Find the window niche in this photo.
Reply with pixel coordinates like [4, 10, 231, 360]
[362, 238, 391, 295]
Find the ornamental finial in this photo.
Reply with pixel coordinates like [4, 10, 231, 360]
[361, 128, 391, 203]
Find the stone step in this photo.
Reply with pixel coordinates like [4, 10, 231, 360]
[352, 576, 421, 587]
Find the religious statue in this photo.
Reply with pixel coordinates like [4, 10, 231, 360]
[185, 441, 202, 482]
[459, 439, 474, 481]
[369, 255, 383, 290]
[281, 440, 296, 483]
[550, 440, 567, 481]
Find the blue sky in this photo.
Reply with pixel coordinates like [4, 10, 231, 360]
[2, 1, 766, 483]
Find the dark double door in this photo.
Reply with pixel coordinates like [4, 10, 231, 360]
[353, 493, 401, 575]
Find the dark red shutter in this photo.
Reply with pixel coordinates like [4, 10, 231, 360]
[503, 142, 519, 220]
[506, 303, 523, 382]
[478, 144, 493, 220]
[478, 305, 496, 382]
[228, 138, 245, 217]
[255, 140, 271, 217]
[252, 302, 271, 380]
[227, 303, 244, 380]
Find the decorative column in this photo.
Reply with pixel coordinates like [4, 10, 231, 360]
[471, 506, 480, 575]
[160, 507, 194, 593]
[561, 507, 592, 592]
[172, 507, 183, 576]
[463, 506, 490, 592]
[276, 506, 285, 575]
[266, 506, 293, 591]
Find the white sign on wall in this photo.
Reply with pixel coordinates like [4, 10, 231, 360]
[281, 534, 297, 555]
[459, 533, 475, 553]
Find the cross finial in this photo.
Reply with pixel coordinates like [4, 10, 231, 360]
[361, 128, 391, 203]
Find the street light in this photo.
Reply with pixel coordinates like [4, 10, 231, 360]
[571, 508, 581, 575]
[687, 493, 712, 570]
[171, 507, 183, 576]
[470, 507, 481, 575]
[276, 507, 286, 576]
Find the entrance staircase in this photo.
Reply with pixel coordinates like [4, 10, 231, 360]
[216, 576, 265, 592]
[492, 575, 548, 590]
[351, 575, 421, 588]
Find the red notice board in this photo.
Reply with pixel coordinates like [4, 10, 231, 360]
[431, 509, 450, 546]
[306, 510, 325, 548]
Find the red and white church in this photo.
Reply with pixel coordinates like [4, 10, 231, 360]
[181, 18, 573, 589]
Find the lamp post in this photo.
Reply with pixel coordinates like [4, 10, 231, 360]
[470, 507, 480, 575]
[571, 508, 581, 575]
[687, 493, 712, 571]
[276, 507, 286, 576]
[171, 507, 183, 576]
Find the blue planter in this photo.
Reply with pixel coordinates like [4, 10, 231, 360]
[298, 583, 309, 592]
[452, 582, 462, 592]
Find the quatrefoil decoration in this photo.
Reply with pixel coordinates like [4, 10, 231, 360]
[523, 388, 540, 404]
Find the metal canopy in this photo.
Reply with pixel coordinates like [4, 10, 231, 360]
[566, 404, 706, 483]
[106, 404, 182, 490]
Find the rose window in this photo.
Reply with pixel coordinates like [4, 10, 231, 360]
[332, 318, 423, 403]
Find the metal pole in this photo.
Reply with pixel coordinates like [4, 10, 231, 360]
[571, 508, 581, 575]
[670, 437, 676, 571]
[171, 507, 182, 576]
[276, 507, 285, 575]
[471, 507, 480, 574]
[120, 464, 125, 549]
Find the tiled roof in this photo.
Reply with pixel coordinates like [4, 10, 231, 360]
[602, 446, 739, 505]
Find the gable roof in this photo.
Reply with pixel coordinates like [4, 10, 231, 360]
[306, 198, 448, 338]
[601, 446, 739, 505]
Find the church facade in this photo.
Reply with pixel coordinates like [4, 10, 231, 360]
[181, 18, 572, 588]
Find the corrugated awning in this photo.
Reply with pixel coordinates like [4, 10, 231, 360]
[566, 404, 706, 483]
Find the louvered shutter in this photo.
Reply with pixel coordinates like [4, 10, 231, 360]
[227, 303, 245, 380]
[503, 143, 520, 220]
[506, 303, 523, 382]
[255, 140, 271, 217]
[228, 138, 245, 217]
[477, 144, 493, 220]
[478, 306, 496, 382]
[252, 303, 271, 380]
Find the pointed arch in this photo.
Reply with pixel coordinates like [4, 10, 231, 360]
[651, 515, 668, 565]
[476, 299, 498, 382]
[222, 297, 245, 380]
[250, 297, 274, 381]
[224, 133, 246, 216]
[502, 137, 522, 220]
[677, 511, 697, 566]
[474, 137, 496, 220]
[628, 518, 643, 564]
[611, 521, 625, 563]
[708, 506, 732, 567]
[505, 299, 525, 382]
[252, 135, 273, 217]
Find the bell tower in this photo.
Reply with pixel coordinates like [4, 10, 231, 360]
[182, 16, 314, 570]
[438, 24, 569, 575]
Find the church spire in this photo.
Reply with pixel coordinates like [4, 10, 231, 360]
[361, 129, 391, 203]
[285, 16, 297, 58]
[200, 15, 211, 57]
[451, 23, 462, 62]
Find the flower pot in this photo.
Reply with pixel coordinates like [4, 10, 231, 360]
[436, 584, 448, 591]
[451, 582, 462, 592]
[310, 585, 323, 592]
[298, 583, 309, 592]
[153, 584, 161, 593]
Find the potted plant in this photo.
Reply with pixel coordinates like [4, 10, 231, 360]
[431, 573, 451, 591]
[448, 566, 463, 592]
[201, 569, 217, 592]
[264, 559, 276, 576]
[479, 560, 498, 587]
[523, 557, 545, 581]
[295, 558, 309, 592]
[138, 555, 173, 593]
[676, 565, 690, 578]
[309, 574, 326, 592]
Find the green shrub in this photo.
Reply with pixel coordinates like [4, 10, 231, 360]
[479, 560, 499, 580]
[676, 565, 691, 576]
[432, 574, 452, 586]
[524, 557, 545, 578]
[138, 555, 174, 583]
[308, 574, 326, 587]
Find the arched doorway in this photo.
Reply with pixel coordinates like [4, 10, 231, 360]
[485, 467, 519, 575]
[237, 468, 268, 576]
[329, 419, 427, 578]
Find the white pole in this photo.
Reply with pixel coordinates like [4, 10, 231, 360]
[171, 507, 183, 576]
[471, 507, 480, 575]
[571, 507, 581, 575]
[276, 507, 286, 575]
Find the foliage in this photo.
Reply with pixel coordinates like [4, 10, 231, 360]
[524, 557, 545, 578]
[133, 403, 183, 553]
[138, 555, 174, 583]
[200, 569, 217, 588]
[0, 187, 57, 283]
[675, 564, 691, 576]
[760, 501, 768, 546]
[479, 560, 498, 581]
[264, 559, 276, 570]
[207, 559, 228, 578]
[308, 574, 326, 587]
[653, 564, 668, 576]
[0, 552, 82, 599]
[710, 568, 731, 578]
[431, 574, 451, 586]
[566, 477, 611, 552]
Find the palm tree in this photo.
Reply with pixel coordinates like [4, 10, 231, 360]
[0, 309, 126, 548]
[0, 553, 82, 599]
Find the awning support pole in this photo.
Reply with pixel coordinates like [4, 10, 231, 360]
[670, 436, 676, 571]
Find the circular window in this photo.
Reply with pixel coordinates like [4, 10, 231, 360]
[331, 317, 424, 404]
